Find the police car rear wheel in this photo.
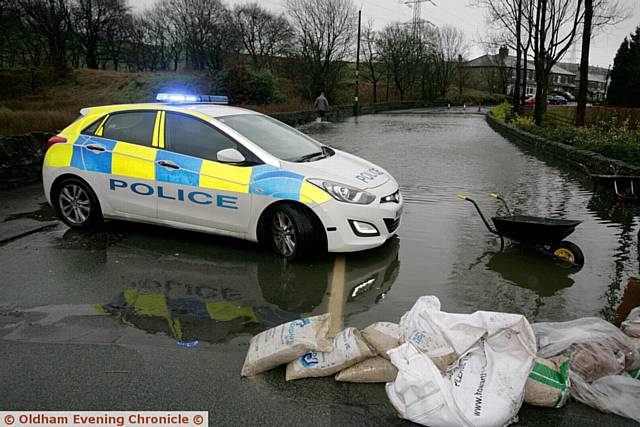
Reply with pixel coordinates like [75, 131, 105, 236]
[269, 205, 316, 260]
[55, 178, 102, 228]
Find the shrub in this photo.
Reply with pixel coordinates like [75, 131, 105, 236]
[490, 101, 512, 122]
[213, 65, 285, 105]
[512, 115, 535, 130]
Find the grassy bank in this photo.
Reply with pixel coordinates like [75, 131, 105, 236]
[491, 102, 640, 166]
[0, 68, 506, 136]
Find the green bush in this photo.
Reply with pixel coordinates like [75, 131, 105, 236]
[490, 101, 512, 122]
[212, 66, 285, 105]
[512, 115, 535, 130]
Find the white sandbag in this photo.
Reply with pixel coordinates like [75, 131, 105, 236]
[524, 357, 571, 408]
[285, 327, 375, 381]
[532, 317, 640, 372]
[387, 296, 536, 427]
[405, 330, 458, 372]
[570, 374, 640, 422]
[335, 356, 398, 383]
[241, 313, 332, 377]
[361, 322, 402, 359]
[621, 306, 640, 338]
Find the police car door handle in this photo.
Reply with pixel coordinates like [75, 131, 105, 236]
[157, 160, 180, 170]
[85, 144, 106, 152]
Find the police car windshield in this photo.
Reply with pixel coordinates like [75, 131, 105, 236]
[217, 114, 327, 162]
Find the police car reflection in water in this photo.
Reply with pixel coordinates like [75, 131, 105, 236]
[42, 93, 403, 260]
[98, 238, 400, 344]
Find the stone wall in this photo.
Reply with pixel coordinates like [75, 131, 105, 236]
[0, 132, 53, 189]
[486, 113, 640, 175]
[0, 102, 426, 190]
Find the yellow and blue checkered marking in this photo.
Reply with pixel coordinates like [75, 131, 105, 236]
[46, 134, 332, 205]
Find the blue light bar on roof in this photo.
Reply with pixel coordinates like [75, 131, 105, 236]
[156, 93, 229, 104]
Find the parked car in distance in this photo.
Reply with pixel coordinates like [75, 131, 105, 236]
[548, 95, 568, 105]
[525, 97, 536, 105]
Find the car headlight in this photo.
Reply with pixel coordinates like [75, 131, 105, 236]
[307, 179, 375, 204]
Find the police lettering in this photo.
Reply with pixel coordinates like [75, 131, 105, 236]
[355, 167, 384, 183]
[109, 179, 238, 209]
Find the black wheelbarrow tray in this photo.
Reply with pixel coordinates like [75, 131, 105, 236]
[458, 193, 584, 266]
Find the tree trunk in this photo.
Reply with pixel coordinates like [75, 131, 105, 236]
[521, 47, 528, 107]
[575, 0, 593, 126]
[373, 80, 377, 104]
[513, 0, 523, 114]
[534, 0, 547, 126]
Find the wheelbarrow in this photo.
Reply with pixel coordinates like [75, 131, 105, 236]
[578, 163, 640, 202]
[458, 193, 584, 266]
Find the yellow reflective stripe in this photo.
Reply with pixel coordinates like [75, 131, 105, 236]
[300, 181, 332, 204]
[94, 115, 109, 136]
[158, 111, 166, 149]
[43, 143, 73, 167]
[199, 160, 251, 193]
[111, 141, 156, 180]
[151, 112, 161, 147]
[134, 292, 169, 317]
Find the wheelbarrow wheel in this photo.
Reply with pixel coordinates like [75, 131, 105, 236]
[551, 241, 584, 266]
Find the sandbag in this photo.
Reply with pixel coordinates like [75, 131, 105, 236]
[533, 317, 640, 371]
[405, 329, 458, 372]
[335, 356, 398, 383]
[387, 296, 536, 427]
[241, 313, 332, 377]
[285, 327, 375, 381]
[568, 341, 625, 382]
[621, 306, 640, 338]
[361, 322, 402, 359]
[524, 357, 570, 408]
[570, 374, 640, 422]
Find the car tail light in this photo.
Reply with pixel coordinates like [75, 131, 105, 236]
[46, 136, 67, 151]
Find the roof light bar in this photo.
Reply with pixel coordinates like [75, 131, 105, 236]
[155, 93, 229, 104]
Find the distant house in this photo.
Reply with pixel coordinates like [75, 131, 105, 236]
[463, 47, 577, 100]
[574, 72, 608, 102]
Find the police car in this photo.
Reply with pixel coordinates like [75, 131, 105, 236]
[42, 93, 403, 260]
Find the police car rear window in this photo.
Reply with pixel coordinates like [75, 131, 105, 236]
[101, 111, 156, 147]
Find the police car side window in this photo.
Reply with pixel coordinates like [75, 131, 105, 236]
[101, 111, 156, 147]
[165, 113, 238, 162]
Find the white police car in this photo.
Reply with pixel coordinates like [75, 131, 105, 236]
[42, 94, 403, 259]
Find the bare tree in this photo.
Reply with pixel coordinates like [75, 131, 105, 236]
[234, 3, 294, 71]
[286, 0, 356, 100]
[432, 26, 468, 97]
[70, 0, 129, 69]
[361, 22, 383, 103]
[377, 24, 422, 101]
[166, 0, 238, 72]
[575, 0, 627, 125]
[18, 0, 72, 70]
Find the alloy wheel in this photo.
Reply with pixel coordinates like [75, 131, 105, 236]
[272, 211, 296, 257]
[59, 184, 91, 225]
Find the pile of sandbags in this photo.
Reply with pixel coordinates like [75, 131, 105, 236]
[240, 295, 640, 426]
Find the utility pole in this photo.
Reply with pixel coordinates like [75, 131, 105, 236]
[354, 9, 362, 116]
[403, 0, 435, 37]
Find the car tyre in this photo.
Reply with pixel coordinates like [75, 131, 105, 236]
[269, 204, 319, 261]
[54, 177, 103, 229]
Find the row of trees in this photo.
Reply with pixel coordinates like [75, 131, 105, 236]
[475, 0, 626, 125]
[0, 0, 469, 103]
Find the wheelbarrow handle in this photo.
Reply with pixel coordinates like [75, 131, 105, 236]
[490, 193, 512, 216]
[458, 195, 499, 235]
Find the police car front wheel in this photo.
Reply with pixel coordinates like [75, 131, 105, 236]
[55, 178, 103, 228]
[269, 205, 318, 260]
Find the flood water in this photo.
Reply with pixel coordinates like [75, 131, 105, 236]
[2, 110, 640, 346]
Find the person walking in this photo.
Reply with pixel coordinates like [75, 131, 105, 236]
[314, 92, 329, 122]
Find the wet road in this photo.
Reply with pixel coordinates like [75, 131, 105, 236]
[1, 110, 638, 425]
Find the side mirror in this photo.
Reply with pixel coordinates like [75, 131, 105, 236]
[217, 148, 245, 163]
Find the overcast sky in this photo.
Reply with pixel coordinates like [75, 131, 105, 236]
[133, 0, 640, 68]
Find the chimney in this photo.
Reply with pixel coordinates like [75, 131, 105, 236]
[499, 46, 509, 61]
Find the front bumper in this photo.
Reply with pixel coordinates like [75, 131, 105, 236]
[311, 182, 403, 252]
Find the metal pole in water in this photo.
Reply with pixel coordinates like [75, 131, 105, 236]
[354, 10, 362, 116]
[328, 255, 346, 336]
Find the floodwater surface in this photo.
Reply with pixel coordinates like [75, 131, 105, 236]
[1, 111, 639, 345]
